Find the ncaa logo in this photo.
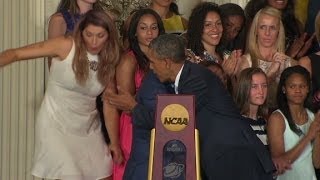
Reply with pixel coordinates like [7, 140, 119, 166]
[161, 104, 189, 131]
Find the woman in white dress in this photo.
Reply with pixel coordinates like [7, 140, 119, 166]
[0, 10, 123, 180]
[267, 66, 320, 180]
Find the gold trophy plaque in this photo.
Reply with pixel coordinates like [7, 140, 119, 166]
[148, 95, 200, 180]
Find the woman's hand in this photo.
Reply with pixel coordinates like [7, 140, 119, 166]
[296, 33, 316, 59]
[268, 52, 290, 78]
[287, 33, 315, 59]
[286, 33, 306, 58]
[306, 112, 320, 140]
[221, 49, 242, 76]
[272, 156, 292, 175]
[266, 52, 283, 78]
[108, 143, 124, 165]
[104, 86, 137, 113]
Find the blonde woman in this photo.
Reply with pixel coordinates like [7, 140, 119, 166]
[237, 6, 297, 109]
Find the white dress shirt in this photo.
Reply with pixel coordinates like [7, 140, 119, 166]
[174, 64, 184, 94]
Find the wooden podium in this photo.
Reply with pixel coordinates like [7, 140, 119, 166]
[148, 95, 200, 180]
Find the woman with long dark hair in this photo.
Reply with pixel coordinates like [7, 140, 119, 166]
[267, 66, 320, 179]
[112, 8, 165, 180]
[187, 1, 241, 89]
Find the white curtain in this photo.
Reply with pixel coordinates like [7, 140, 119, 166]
[0, 0, 56, 179]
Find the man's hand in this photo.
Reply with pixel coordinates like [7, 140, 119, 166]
[104, 86, 138, 112]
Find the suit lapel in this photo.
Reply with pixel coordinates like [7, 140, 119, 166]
[178, 61, 192, 93]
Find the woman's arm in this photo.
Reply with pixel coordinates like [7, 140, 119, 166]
[181, 16, 188, 30]
[268, 111, 320, 167]
[298, 56, 312, 76]
[47, 13, 67, 68]
[313, 133, 320, 168]
[103, 81, 123, 164]
[312, 112, 320, 168]
[48, 13, 67, 39]
[0, 36, 72, 67]
[116, 53, 138, 96]
[267, 112, 291, 174]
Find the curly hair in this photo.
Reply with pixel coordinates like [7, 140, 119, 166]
[128, 8, 165, 72]
[73, 10, 121, 86]
[187, 2, 221, 57]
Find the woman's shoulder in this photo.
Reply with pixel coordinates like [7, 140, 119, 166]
[243, 53, 252, 61]
[268, 110, 286, 131]
[306, 108, 315, 121]
[180, 16, 188, 30]
[118, 50, 138, 68]
[53, 36, 74, 59]
[269, 110, 286, 121]
[122, 50, 137, 61]
[49, 12, 66, 25]
[48, 12, 68, 38]
[57, 36, 74, 46]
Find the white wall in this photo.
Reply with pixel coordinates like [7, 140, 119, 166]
[176, 0, 201, 19]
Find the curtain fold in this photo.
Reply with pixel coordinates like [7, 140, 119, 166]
[0, 0, 46, 179]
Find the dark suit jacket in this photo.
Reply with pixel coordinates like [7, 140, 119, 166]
[123, 71, 172, 180]
[178, 61, 275, 180]
[129, 62, 275, 180]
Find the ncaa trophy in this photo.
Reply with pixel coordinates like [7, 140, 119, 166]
[148, 95, 200, 180]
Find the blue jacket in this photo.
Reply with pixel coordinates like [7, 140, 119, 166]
[123, 71, 173, 180]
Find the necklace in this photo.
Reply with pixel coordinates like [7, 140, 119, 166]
[87, 53, 98, 71]
[87, 59, 98, 71]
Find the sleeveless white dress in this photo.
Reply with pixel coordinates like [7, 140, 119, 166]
[31, 41, 112, 180]
[275, 109, 316, 180]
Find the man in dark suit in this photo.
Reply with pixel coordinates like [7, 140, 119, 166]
[123, 71, 172, 180]
[106, 34, 275, 180]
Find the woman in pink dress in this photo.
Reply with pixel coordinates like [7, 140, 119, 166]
[113, 8, 165, 180]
